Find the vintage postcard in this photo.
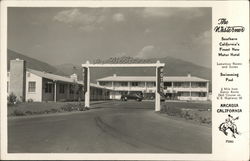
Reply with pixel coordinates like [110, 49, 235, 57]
[0, 0, 249, 160]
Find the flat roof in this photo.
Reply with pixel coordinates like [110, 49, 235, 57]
[97, 76, 209, 82]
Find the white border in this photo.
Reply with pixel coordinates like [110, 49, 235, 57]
[1, 1, 249, 160]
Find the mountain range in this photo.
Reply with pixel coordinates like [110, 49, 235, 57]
[7, 49, 211, 89]
[7, 49, 65, 76]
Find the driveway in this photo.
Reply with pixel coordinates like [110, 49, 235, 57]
[8, 101, 212, 153]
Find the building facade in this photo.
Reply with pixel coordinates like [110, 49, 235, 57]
[97, 74, 210, 101]
[8, 59, 210, 102]
[7, 59, 111, 102]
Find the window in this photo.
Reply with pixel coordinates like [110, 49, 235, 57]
[59, 84, 65, 93]
[173, 82, 182, 87]
[181, 82, 190, 88]
[99, 81, 111, 87]
[178, 91, 190, 96]
[164, 82, 172, 89]
[28, 81, 36, 92]
[131, 82, 139, 87]
[138, 82, 145, 87]
[120, 91, 128, 95]
[45, 82, 53, 93]
[98, 89, 103, 95]
[114, 82, 128, 87]
[78, 86, 82, 94]
[76, 87, 79, 94]
[191, 92, 207, 97]
[174, 82, 189, 88]
[146, 82, 156, 87]
[99, 82, 106, 86]
[191, 82, 207, 88]
[120, 82, 128, 87]
[164, 82, 172, 87]
[69, 84, 74, 94]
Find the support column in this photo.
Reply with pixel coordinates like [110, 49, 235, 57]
[128, 82, 131, 94]
[66, 83, 70, 101]
[54, 81, 57, 102]
[85, 66, 90, 107]
[111, 81, 115, 99]
[171, 82, 174, 100]
[155, 67, 160, 112]
[206, 81, 209, 100]
[189, 82, 192, 100]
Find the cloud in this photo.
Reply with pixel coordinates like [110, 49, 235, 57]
[192, 30, 211, 45]
[114, 52, 127, 57]
[53, 9, 127, 31]
[53, 8, 106, 31]
[135, 45, 156, 58]
[144, 28, 152, 34]
[112, 13, 125, 22]
[143, 8, 175, 18]
[180, 8, 204, 19]
[142, 8, 204, 19]
[34, 44, 42, 48]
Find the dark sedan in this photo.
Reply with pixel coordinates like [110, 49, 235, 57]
[121, 93, 143, 101]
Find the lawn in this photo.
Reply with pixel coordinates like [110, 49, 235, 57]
[160, 101, 212, 125]
[162, 101, 211, 110]
[8, 102, 86, 116]
[8, 100, 212, 124]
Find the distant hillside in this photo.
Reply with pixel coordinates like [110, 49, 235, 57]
[55, 56, 212, 90]
[7, 49, 65, 75]
[92, 56, 211, 79]
[8, 49, 211, 90]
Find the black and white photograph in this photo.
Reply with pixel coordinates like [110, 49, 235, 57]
[6, 6, 213, 154]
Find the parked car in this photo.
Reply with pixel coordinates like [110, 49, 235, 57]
[160, 95, 166, 102]
[121, 93, 143, 101]
[148, 95, 166, 102]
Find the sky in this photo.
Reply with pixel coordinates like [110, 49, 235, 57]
[8, 7, 211, 67]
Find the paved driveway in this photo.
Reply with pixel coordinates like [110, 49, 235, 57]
[8, 101, 211, 153]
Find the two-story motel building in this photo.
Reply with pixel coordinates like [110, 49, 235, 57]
[97, 74, 210, 101]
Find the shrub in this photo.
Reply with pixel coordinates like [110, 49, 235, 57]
[78, 106, 87, 111]
[60, 103, 86, 112]
[160, 104, 212, 125]
[61, 103, 75, 112]
[181, 110, 196, 120]
[44, 110, 50, 114]
[165, 106, 182, 116]
[13, 109, 25, 116]
[51, 108, 60, 113]
[160, 104, 168, 113]
[25, 111, 33, 115]
[27, 98, 34, 103]
[199, 116, 211, 124]
[7, 93, 17, 105]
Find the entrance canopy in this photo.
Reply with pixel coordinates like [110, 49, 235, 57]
[82, 61, 165, 111]
[82, 62, 164, 68]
